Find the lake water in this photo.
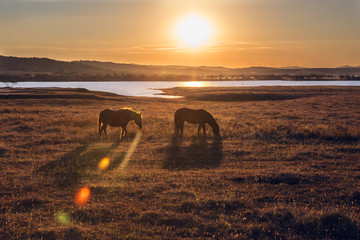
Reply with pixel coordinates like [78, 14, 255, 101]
[2, 80, 360, 98]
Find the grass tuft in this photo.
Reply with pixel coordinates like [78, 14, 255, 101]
[72, 207, 114, 224]
[13, 197, 47, 212]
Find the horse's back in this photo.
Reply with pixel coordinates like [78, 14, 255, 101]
[99, 109, 128, 126]
[175, 108, 190, 116]
[175, 108, 191, 121]
[100, 109, 112, 116]
[175, 108, 211, 124]
[100, 109, 117, 119]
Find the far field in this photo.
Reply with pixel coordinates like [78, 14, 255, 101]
[1, 86, 360, 239]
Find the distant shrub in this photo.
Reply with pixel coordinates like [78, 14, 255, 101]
[201, 200, 246, 214]
[64, 227, 85, 240]
[13, 197, 46, 212]
[248, 210, 360, 240]
[72, 207, 113, 224]
[250, 173, 303, 185]
[178, 201, 198, 213]
[139, 211, 161, 224]
[351, 191, 360, 204]
[0, 146, 7, 157]
[299, 213, 360, 239]
[254, 123, 360, 143]
[259, 209, 295, 225]
[31, 230, 56, 240]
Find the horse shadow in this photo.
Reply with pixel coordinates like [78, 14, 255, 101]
[163, 135, 223, 170]
[35, 139, 126, 187]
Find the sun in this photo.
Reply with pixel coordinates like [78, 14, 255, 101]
[176, 13, 212, 47]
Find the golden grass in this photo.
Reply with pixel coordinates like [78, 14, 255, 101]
[1, 86, 360, 239]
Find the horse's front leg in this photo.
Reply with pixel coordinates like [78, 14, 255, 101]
[119, 128, 123, 139]
[122, 128, 128, 138]
[198, 124, 206, 136]
[175, 122, 179, 135]
[179, 121, 184, 135]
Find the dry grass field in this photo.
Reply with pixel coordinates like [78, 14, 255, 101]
[1, 86, 360, 239]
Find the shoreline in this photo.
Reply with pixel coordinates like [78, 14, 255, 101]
[2, 85, 360, 98]
[3, 80, 360, 99]
[2, 79, 360, 82]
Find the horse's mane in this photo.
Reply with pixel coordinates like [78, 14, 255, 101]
[121, 107, 134, 111]
[119, 107, 141, 116]
[206, 112, 215, 122]
[207, 113, 219, 129]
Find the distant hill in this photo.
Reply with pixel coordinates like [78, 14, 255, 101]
[1, 55, 360, 77]
[74, 60, 360, 76]
[0, 55, 103, 74]
[73, 60, 230, 76]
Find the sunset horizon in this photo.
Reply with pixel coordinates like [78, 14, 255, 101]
[1, 0, 360, 68]
[3, 53, 360, 70]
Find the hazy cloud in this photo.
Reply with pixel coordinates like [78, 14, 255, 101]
[121, 41, 273, 54]
[12, 0, 141, 2]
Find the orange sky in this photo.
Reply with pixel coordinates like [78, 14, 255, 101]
[1, 0, 360, 68]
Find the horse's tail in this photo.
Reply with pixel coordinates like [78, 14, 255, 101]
[98, 113, 102, 135]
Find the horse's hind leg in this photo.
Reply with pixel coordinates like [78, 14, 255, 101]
[99, 122, 102, 136]
[99, 123, 103, 136]
[99, 124, 106, 137]
[103, 125, 109, 139]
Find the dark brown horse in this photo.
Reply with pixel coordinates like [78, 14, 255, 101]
[99, 109, 142, 139]
[174, 108, 220, 136]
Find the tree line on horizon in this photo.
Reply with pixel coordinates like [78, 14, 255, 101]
[1, 72, 360, 84]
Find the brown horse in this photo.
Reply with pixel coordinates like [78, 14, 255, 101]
[174, 108, 220, 136]
[99, 108, 142, 139]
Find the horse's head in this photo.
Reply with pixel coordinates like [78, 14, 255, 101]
[135, 112, 142, 129]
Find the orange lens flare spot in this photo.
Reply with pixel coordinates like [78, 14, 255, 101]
[74, 187, 91, 206]
[98, 157, 111, 171]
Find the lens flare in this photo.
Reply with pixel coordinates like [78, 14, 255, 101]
[98, 157, 110, 171]
[74, 187, 91, 206]
[55, 211, 71, 226]
[119, 131, 142, 171]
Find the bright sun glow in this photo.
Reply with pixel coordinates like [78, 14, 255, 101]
[183, 81, 207, 87]
[176, 13, 212, 47]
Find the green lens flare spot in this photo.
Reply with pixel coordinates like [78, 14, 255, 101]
[55, 211, 71, 226]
